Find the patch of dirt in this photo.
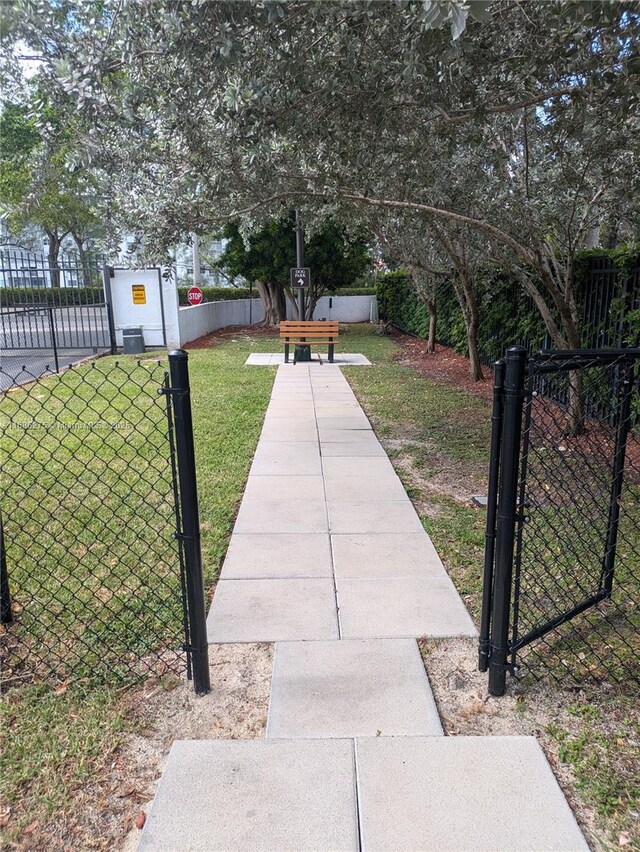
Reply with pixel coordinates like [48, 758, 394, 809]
[389, 330, 494, 402]
[184, 324, 276, 349]
[421, 637, 605, 851]
[117, 643, 273, 851]
[9, 644, 273, 852]
[384, 440, 486, 505]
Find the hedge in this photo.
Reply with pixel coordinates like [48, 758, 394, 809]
[177, 285, 375, 305]
[376, 249, 639, 365]
[0, 286, 105, 306]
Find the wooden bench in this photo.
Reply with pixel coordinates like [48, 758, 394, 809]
[279, 320, 339, 364]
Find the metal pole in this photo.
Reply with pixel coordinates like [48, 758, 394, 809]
[167, 349, 210, 695]
[0, 511, 12, 624]
[488, 346, 527, 696]
[48, 306, 60, 373]
[295, 209, 305, 320]
[102, 264, 117, 355]
[192, 234, 201, 286]
[602, 361, 635, 597]
[478, 360, 505, 672]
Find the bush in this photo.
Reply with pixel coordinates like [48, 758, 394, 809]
[376, 249, 639, 363]
[0, 286, 105, 305]
[177, 286, 252, 305]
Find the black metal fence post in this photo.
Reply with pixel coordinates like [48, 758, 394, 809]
[478, 359, 505, 672]
[488, 346, 527, 696]
[602, 360, 635, 597]
[0, 511, 12, 624]
[47, 306, 60, 373]
[102, 265, 118, 355]
[168, 349, 211, 695]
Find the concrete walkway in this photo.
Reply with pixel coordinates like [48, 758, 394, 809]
[140, 363, 588, 852]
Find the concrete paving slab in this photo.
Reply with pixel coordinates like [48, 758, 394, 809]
[267, 638, 442, 738]
[251, 441, 321, 475]
[234, 499, 328, 534]
[253, 441, 320, 461]
[321, 441, 387, 457]
[243, 475, 325, 502]
[331, 533, 444, 578]
[316, 416, 372, 430]
[246, 352, 371, 366]
[337, 577, 478, 638]
[220, 533, 332, 579]
[355, 736, 588, 851]
[139, 739, 359, 852]
[319, 429, 379, 444]
[251, 455, 323, 476]
[325, 473, 407, 502]
[328, 501, 424, 534]
[322, 456, 397, 477]
[207, 578, 339, 642]
[260, 424, 318, 441]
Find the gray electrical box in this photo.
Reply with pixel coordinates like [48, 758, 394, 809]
[122, 327, 145, 354]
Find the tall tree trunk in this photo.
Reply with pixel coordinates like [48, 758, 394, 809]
[254, 281, 288, 326]
[452, 274, 483, 381]
[72, 233, 91, 286]
[46, 230, 62, 289]
[417, 293, 437, 353]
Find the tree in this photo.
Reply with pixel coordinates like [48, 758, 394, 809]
[8, 0, 638, 377]
[216, 214, 370, 325]
[0, 97, 103, 285]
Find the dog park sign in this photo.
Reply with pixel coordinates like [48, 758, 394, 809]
[290, 267, 310, 288]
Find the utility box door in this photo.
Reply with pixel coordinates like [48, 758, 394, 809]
[108, 268, 168, 347]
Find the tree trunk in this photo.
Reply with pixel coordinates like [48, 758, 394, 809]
[72, 233, 92, 286]
[416, 293, 437, 353]
[255, 280, 278, 326]
[47, 231, 62, 289]
[452, 274, 483, 381]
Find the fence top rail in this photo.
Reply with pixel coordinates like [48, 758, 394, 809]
[535, 347, 640, 361]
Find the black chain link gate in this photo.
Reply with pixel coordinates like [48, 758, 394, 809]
[0, 351, 209, 694]
[480, 346, 640, 695]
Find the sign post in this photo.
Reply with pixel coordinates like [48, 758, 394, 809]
[187, 286, 203, 306]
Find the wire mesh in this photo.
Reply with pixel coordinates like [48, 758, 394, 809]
[0, 250, 112, 385]
[0, 357, 186, 688]
[511, 351, 640, 691]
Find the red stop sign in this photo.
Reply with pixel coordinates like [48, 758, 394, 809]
[187, 286, 203, 306]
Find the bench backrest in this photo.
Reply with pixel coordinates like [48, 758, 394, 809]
[279, 320, 339, 338]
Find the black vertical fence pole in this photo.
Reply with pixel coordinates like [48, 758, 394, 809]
[488, 346, 527, 696]
[48, 306, 60, 373]
[478, 360, 505, 672]
[102, 265, 118, 355]
[168, 349, 211, 695]
[602, 361, 635, 598]
[0, 511, 12, 624]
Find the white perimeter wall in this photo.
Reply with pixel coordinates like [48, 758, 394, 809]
[177, 294, 377, 345]
[311, 295, 376, 323]
[178, 299, 265, 346]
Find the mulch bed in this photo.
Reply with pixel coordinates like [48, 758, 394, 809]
[388, 329, 494, 402]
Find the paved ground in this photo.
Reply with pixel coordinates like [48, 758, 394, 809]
[140, 361, 588, 851]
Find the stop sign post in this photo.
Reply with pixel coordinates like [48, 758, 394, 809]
[187, 286, 203, 306]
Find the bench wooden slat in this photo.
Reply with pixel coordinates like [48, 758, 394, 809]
[279, 320, 339, 363]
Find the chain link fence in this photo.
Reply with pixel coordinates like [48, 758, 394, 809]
[481, 347, 639, 695]
[0, 357, 192, 688]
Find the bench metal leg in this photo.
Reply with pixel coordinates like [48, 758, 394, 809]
[284, 342, 289, 364]
[328, 342, 335, 364]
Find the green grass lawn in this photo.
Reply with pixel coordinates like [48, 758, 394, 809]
[0, 337, 274, 847]
[341, 324, 640, 849]
[2, 324, 637, 848]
